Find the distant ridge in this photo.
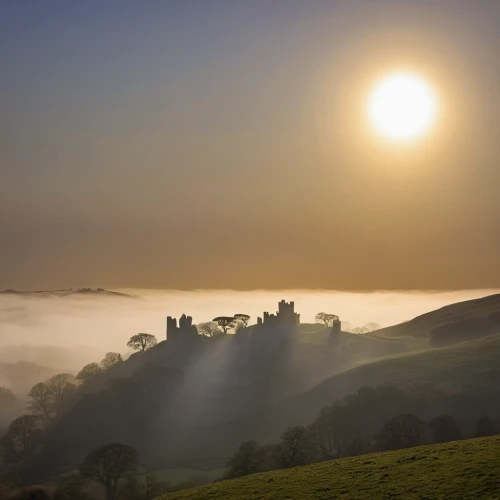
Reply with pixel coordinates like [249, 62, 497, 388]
[370, 293, 500, 338]
[0, 288, 134, 298]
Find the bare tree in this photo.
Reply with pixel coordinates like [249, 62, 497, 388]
[225, 440, 264, 478]
[213, 317, 236, 334]
[315, 312, 339, 327]
[234, 314, 251, 327]
[27, 382, 53, 421]
[46, 373, 76, 416]
[101, 352, 123, 370]
[276, 426, 313, 468]
[79, 443, 138, 500]
[196, 322, 221, 338]
[127, 333, 157, 352]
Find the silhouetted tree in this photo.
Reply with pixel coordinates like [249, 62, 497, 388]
[376, 414, 428, 451]
[309, 404, 348, 460]
[476, 415, 496, 437]
[213, 317, 236, 334]
[27, 382, 53, 421]
[234, 314, 251, 327]
[0, 386, 16, 406]
[127, 333, 157, 352]
[100, 352, 123, 370]
[225, 440, 263, 478]
[315, 312, 339, 327]
[0, 387, 18, 420]
[79, 443, 138, 500]
[76, 363, 103, 385]
[196, 322, 221, 338]
[275, 426, 313, 468]
[46, 374, 76, 416]
[0, 414, 41, 469]
[429, 415, 463, 443]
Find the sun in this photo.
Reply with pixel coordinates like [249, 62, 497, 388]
[368, 72, 437, 141]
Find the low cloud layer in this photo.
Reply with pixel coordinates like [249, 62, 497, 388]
[1, 289, 498, 369]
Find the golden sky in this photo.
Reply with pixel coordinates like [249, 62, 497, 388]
[1, 1, 499, 290]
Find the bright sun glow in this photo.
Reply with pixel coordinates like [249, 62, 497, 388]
[368, 73, 437, 141]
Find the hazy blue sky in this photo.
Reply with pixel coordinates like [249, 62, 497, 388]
[1, 1, 499, 290]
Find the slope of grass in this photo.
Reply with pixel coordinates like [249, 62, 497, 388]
[158, 435, 500, 500]
[371, 293, 500, 339]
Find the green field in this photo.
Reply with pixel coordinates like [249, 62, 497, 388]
[157, 435, 500, 500]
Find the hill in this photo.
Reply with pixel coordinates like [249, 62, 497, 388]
[0, 288, 133, 298]
[194, 334, 500, 456]
[158, 435, 500, 500]
[371, 293, 500, 339]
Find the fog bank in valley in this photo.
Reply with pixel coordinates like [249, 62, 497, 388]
[1, 288, 498, 368]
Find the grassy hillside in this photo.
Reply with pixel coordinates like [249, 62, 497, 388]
[158, 435, 500, 500]
[371, 293, 500, 339]
[194, 334, 500, 455]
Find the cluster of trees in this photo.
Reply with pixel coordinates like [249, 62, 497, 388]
[315, 313, 339, 327]
[197, 314, 250, 337]
[1, 441, 201, 500]
[225, 384, 500, 479]
[0, 348, 129, 478]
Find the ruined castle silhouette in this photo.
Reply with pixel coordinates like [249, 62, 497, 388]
[166, 300, 341, 340]
[257, 299, 300, 326]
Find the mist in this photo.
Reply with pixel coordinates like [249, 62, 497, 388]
[1, 288, 498, 369]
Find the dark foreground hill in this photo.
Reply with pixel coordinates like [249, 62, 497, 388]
[158, 435, 500, 500]
[371, 293, 500, 339]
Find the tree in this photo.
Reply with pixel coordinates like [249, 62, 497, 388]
[46, 373, 76, 416]
[309, 404, 348, 460]
[476, 415, 496, 437]
[27, 382, 54, 421]
[234, 314, 251, 327]
[0, 414, 40, 469]
[315, 312, 339, 327]
[0, 386, 18, 418]
[213, 317, 236, 334]
[196, 322, 221, 338]
[127, 333, 157, 352]
[79, 443, 138, 500]
[429, 415, 463, 443]
[376, 414, 428, 451]
[76, 363, 103, 385]
[225, 440, 264, 478]
[275, 426, 313, 468]
[0, 386, 16, 406]
[101, 352, 123, 370]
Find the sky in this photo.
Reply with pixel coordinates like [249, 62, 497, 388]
[1, 0, 499, 290]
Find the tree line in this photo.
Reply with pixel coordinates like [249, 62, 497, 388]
[224, 383, 500, 479]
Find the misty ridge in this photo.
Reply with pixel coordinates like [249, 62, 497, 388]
[0, 288, 495, 394]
